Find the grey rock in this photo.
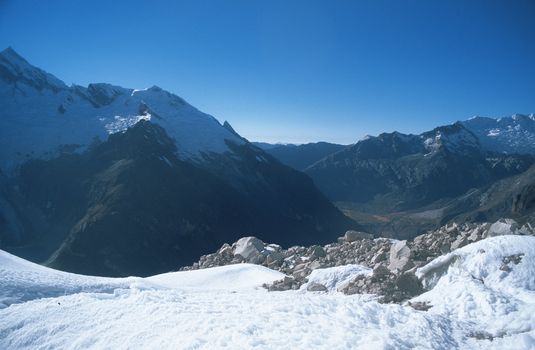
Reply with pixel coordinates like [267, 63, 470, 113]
[234, 236, 265, 261]
[487, 219, 518, 237]
[388, 240, 413, 273]
[306, 282, 328, 292]
[344, 230, 373, 242]
[293, 267, 311, 279]
[371, 251, 387, 264]
[308, 260, 323, 270]
[182, 220, 534, 304]
[451, 234, 469, 250]
[407, 301, 432, 311]
[502, 253, 524, 265]
[395, 272, 423, 297]
[266, 251, 284, 264]
[308, 245, 326, 258]
[500, 253, 524, 272]
[372, 264, 391, 279]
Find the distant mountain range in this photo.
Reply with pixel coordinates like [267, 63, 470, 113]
[0, 47, 357, 276]
[257, 116, 535, 237]
[255, 114, 535, 172]
[253, 142, 346, 170]
[306, 120, 535, 207]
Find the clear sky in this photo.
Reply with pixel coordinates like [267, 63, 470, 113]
[1, 0, 534, 144]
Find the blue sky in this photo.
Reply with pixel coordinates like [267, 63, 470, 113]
[1, 0, 534, 144]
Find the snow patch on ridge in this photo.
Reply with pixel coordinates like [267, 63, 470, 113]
[461, 114, 535, 155]
[102, 114, 152, 134]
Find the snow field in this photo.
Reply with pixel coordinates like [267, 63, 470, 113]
[0, 235, 534, 349]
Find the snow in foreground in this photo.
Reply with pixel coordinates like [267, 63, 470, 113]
[1, 236, 534, 349]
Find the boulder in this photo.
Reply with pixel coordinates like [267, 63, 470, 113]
[451, 233, 469, 250]
[372, 264, 391, 279]
[307, 282, 328, 292]
[371, 251, 387, 264]
[395, 272, 423, 297]
[388, 240, 414, 273]
[309, 260, 325, 270]
[344, 230, 374, 242]
[265, 276, 300, 292]
[293, 266, 311, 279]
[308, 245, 326, 258]
[234, 236, 265, 261]
[487, 219, 518, 237]
[266, 251, 284, 264]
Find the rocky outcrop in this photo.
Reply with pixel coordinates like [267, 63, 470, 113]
[182, 219, 534, 303]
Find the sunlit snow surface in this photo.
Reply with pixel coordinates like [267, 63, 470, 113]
[1, 236, 535, 349]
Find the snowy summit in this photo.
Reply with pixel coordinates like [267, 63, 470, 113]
[0, 48, 244, 173]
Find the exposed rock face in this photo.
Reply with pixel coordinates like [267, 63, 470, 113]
[183, 219, 534, 303]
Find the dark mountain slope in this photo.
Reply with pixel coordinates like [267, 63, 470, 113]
[4, 121, 357, 276]
[443, 163, 535, 225]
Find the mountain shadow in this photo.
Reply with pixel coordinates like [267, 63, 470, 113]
[3, 121, 358, 276]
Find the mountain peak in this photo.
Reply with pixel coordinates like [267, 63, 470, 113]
[461, 114, 535, 155]
[0, 47, 67, 91]
[0, 47, 27, 64]
[223, 121, 244, 140]
[86, 83, 131, 106]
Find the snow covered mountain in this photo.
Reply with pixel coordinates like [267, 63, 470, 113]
[461, 114, 535, 155]
[0, 48, 358, 276]
[1, 233, 534, 349]
[0, 47, 244, 173]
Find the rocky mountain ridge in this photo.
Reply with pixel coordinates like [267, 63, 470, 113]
[306, 124, 534, 210]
